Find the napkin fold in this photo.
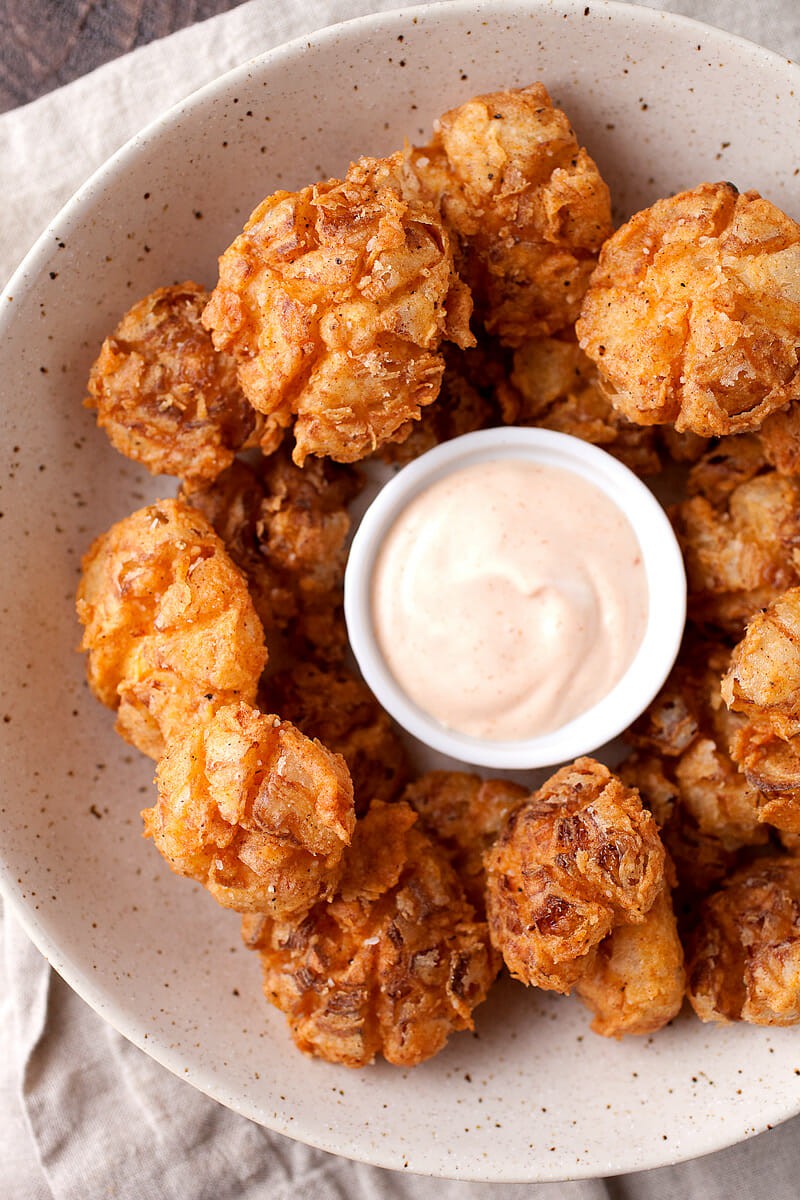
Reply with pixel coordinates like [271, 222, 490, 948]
[3, 1, 800, 1197]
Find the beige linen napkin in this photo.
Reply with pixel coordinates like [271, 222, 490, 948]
[3, 1, 800, 1198]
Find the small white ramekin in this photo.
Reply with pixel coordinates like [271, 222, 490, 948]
[344, 427, 686, 770]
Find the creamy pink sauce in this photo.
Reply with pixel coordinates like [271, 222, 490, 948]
[371, 459, 648, 741]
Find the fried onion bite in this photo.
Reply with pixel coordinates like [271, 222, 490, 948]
[241, 800, 498, 1067]
[203, 153, 473, 466]
[686, 857, 800, 1025]
[485, 758, 666, 994]
[378, 337, 509, 466]
[144, 700, 355, 917]
[504, 333, 662, 475]
[623, 642, 769, 899]
[265, 663, 410, 816]
[410, 82, 612, 346]
[76, 498, 266, 760]
[182, 448, 361, 665]
[401, 770, 528, 912]
[722, 588, 800, 831]
[85, 283, 276, 490]
[574, 881, 685, 1038]
[673, 470, 800, 635]
[577, 182, 800, 437]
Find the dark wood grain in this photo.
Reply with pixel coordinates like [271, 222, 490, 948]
[0, 0, 246, 113]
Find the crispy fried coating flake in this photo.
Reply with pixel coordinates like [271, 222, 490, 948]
[619, 752, 740, 903]
[144, 701, 354, 916]
[505, 334, 662, 475]
[759, 403, 800, 475]
[379, 338, 509, 465]
[484, 758, 665, 993]
[624, 642, 769, 899]
[203, 153, 473, 466]
[241, 800, 498, 1067]
[76, 498, 266, 759]
[183, 449, 360, 665]
[574, 882, 685, 1037]
[686, 434, 768, 506]
[84, 283, 277, 489]
[723, 587, 800, 741]
[722, 590, 800, 832]
[410, 83, 612, 346]
[401, 771, 528, 913]
[673, 472, 800, 634]
[265, 663, 409, 816]
[577, 182, 800, 437]
[687, 857, 800, 1025]
[657, 426, 710, 466]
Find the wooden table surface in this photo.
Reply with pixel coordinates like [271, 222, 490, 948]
[0, 0, 245, 113]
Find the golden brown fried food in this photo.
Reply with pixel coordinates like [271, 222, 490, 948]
[686, 434, 767, 506]
[687, 857, 800, 1024]
[401, 771, 528, 912]
[619, 751, 741, 903]
[183, 448, 360, 665]
[505, 334, 662, 475]
[485, 758, 665, 993]
[411, 82, 612, 346]
[577, 182, 800, 437]
[672, 472, 800, 634]
[266, 663, 409, 816]
[657, 426, 710, 465]
[76, 498, 266, 759]
[723, 587, 800, 741]
[85, 283, 276, 489]
[379, 338, 508, 465]
[759, 402, 800, 475]
[727, 719, 800, 834]
[144, 701, 354, 916]
[203, 153, 473, 465]
[624, 642, 769, 899]
[241, 800, 498, 1067]
[721, 591, 800, 832]
[574, 882, 685, 1037]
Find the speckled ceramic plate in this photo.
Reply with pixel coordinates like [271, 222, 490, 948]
[2, 0, 800, 1182]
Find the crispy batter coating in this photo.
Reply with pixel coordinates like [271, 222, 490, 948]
[574, 882, 685, 1037]
[722, 589, 800, 832]
[505, 334, 662, 475]
[624, 642, 769, 899]
[203, 153, 473, 466]
[401, 771, 528, 912]
[723, 587, 800, 740]
[144, 701, 355, 916]
[577, 182, 800, 437]
[485, 758, 666, 993]
[619, 751, 741, 903]
[76, 498, 266, 759]
[241, 800, 498, 1067]
[85, 283, 276, 489]
[378, 338, 508, 465]
[673, 472, 800, 634]
[183, 449, 360, 665]
[759, 403, 800, 475]
[410, 83, 612, 345]
[686, 434, 768, 506]
[265, 663, 410, 816]
[657, 426, 710, 465]
[687, 857, 800, 1024]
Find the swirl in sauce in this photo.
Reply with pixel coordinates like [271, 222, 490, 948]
[371, 459, 648, 741]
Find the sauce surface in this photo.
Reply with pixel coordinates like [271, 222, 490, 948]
[371, 459, 648, 741]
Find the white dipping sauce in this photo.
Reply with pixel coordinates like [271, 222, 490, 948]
[371, 459, 648, 741]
